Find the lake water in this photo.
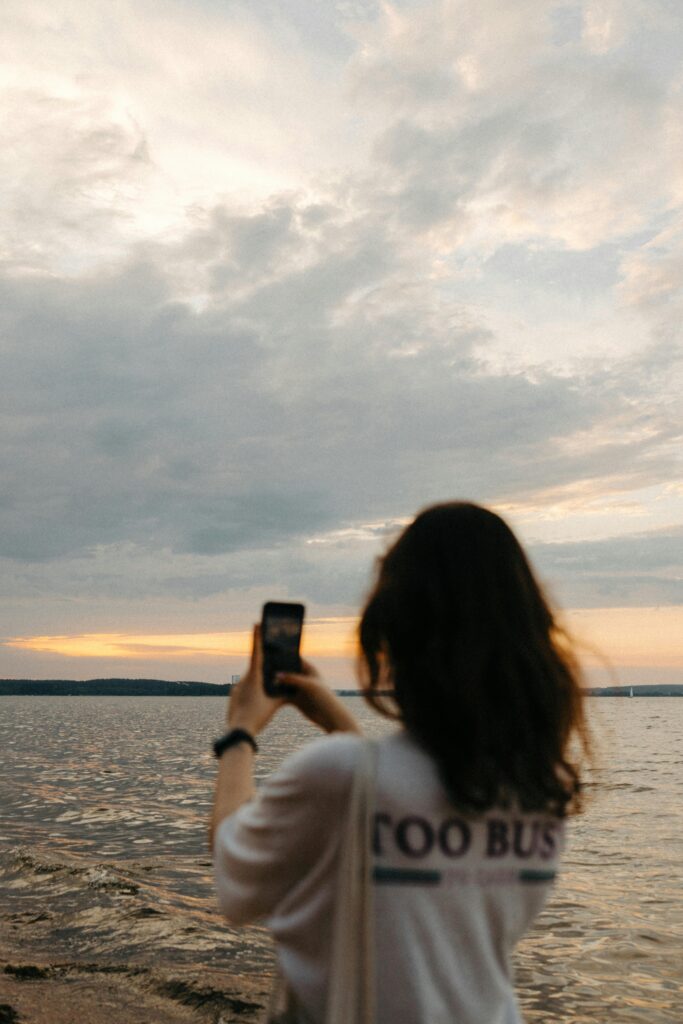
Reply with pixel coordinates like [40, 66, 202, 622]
[0, 696, 681, 1022]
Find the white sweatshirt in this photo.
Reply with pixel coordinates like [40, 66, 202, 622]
[214, 730, 564, 1024]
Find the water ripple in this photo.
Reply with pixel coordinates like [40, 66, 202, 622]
[1, 695, 682, 1021]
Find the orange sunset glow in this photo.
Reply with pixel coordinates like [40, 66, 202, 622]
[6, 608, 683, 673]
[5, 618, 359, 662]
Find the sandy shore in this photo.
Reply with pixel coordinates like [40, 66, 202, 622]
[0, 946, 271, 1024]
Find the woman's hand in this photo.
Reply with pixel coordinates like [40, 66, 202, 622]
[226, 624, 286, 735]
[210, 628, 361, 850]
[278, 660, 363, 735]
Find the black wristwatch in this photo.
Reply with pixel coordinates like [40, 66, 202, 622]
[212, 728, 259, 759]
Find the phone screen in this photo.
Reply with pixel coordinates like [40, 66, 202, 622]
[261, 601, 305, 695]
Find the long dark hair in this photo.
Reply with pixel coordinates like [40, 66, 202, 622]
[359, 502, 591, 817]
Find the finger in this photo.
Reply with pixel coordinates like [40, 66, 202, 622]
[297, 658, 320, 677]
[277, 670, 312, 685]
[276, 672, 320, 693]
[247, 623, 263, 675]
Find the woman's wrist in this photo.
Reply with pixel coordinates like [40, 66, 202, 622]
[214, 728, 258, 758]
[226, 716, 261, 736]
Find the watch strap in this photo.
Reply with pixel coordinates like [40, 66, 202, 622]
[213, 728, 258, 758]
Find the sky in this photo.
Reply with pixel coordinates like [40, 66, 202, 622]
[1, 0, 682, 686]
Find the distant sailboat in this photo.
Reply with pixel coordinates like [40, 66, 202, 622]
[629, 686, 634, 697]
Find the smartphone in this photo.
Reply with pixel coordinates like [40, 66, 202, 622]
[261, 601, 305, 695]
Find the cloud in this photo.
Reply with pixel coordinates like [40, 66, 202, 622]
[531, 525, 683, 607]
[0, 0, 371, 275]
[618, 218, 683, 314]
[0, 171, 680, 596]
[0, 237, 665, 560]
[1, 0, 681, 658]
[348, 0, 683, 252]
[0, 89, 155, 274]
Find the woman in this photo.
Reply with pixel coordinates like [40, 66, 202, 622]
[210, 502, 591, 1023]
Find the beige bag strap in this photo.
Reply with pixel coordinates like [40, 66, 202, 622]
[325, 738, 377, 1024]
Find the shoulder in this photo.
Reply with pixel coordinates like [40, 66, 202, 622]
[276, 731, 365, 796]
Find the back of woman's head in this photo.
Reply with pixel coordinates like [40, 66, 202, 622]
[359, 502, 590, 817]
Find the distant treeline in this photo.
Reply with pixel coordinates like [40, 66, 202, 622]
[0, 679, 374, 697]
[0, 678, 229, 696]
[0, 679, 681, 697]
[584, 685, 683, 697]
